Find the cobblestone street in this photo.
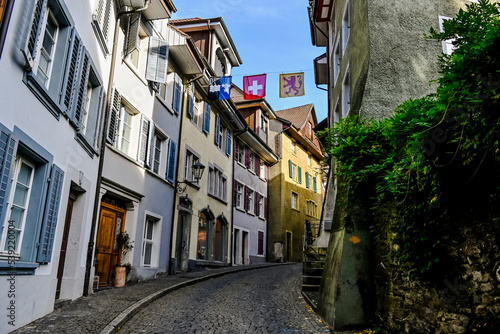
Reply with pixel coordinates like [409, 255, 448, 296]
[120, 264, 329, 333]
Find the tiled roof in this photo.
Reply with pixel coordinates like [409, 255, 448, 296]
[275, 104, 314, 129]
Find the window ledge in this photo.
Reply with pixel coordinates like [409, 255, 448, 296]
[123, 59, 149, 86]
[235, 206, 246, 213]
[24, 71, 63, 120]
[208, 193, 227, 205]
[0, 262, 39, 275]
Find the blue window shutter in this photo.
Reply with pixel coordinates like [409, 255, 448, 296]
[226, 129, 232, 156]
[61, 29, 83, 114]
[0, 131, 16, 223]
[314, 177, 317, 193]
[166, 139, 177, 183]
[306, 172, 310, 188]
[172, 74, 182, 115]
[203, 103, 211, 134]
[298, 166, 302, 184]
[288, 159, 292, 178]
[107, 88, 121, 144]
[215, 114, 220, 146]
[71, 50, 90, 129]
[37, 164, 65, 264]
[22, 0, 48, 69]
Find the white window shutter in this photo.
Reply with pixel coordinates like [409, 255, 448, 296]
[146, 36, 169, 83]
[138, 114, 151, 166]
[124, 12, 141, 58]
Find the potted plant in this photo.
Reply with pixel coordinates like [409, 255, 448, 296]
[114, 231, 133, 287]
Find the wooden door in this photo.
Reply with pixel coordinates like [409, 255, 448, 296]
[55, 195, 75, 299]
[95, 203, 126, 287]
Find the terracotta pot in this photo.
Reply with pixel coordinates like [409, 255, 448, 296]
[114, 266, 126, 287]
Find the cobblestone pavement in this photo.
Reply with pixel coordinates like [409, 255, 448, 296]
[12, 263, 328, 334]
[119, 264, 330, 333]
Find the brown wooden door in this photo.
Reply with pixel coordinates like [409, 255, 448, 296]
[95, 203, 126, 287]
[55, 195, 75, 299]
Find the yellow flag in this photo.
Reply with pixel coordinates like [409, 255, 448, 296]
[279, 72, 305, 98]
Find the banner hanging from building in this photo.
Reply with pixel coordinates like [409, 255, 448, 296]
[279, 72, 305, 98]
[209, 76, 232, 101]
[243, 74, 267, 100]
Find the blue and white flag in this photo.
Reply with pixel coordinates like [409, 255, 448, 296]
[209, 76, 232, 101]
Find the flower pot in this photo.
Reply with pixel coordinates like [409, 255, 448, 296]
[114, 266, 127, 287]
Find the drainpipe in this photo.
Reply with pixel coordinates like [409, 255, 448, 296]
[83, 0, 150, 296]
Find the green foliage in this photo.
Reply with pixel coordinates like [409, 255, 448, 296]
[318, 1, 500, 278]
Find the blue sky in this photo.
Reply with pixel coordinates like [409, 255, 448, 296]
[171, 0, 329, 121]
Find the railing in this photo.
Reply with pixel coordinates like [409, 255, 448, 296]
[304, 219, 322, 251]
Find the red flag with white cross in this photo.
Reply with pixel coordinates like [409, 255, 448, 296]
[243, 74, 267, 100]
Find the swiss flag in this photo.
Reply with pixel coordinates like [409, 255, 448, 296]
[243, 74, 267, 100]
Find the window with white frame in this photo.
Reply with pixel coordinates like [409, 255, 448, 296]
[152, 133, 163, 174]
[92, 0, 113, 55]
[237, 142, 245, 164]
[342, 65, 351, 118]
[208, 166, 227, 201]
[308, 154, 312, 166]
[306, 200, 318, 218]
[184, 150, 200, 183]
[249, 152, 255, 172]
[36, 10, 58, 88]
[247, 188, 254, 214]
[291, 192, 298, 210]
[0, 126, 65, 272]
[258, 194, 264, 218]
[116, 102, 136, 155]
[260, 163, 266, 180]
[142, 215, 160, 267]
[0, 157, 35, 254]
[192, 95, 202, 127]
[236, 183, 244, 209]
[342, 0, 350, 51]
[291, 141, 296, 155]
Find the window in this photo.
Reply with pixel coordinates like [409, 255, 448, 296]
[258, 231, 264, 256]
[237, 141, 244, 164]
[0, 125, 65, 273]
[291, 141, 296, 155]
[342, 65, 351, 117]
[0, 157, 35, 254]
[236, 183, 243, 209]
[260, 163, 266, 180]
[36, 10, 58, 88]
[334, 97, 341, 123]
[216, 115, 224, 150]
[258, 194, 264, 218]
[249, 152, 255, 172]
[152, 134, 162, 174]
[158, 72, 183, 114]
[208, 166, 227, 202]
[184, 150, 200, 183]
[342, 0, 350, 51]
[306, 171, 313, 189]
[92, 0, 113, 55]
[291, 192, 298, 210]
[288, 160, 301, 183]
[247, 188, 254, 214]
[306, 200, 318, 218]
[116, 103, 135, 155]
[439, 16, 455, 55]
[192, 95, 202, 126]
[308, 122, 312, 137]
[142, 217, 157, 267]
[333, 37, 341, 84]
[308, 154, 312, 166]
[197, 212, 208, 260]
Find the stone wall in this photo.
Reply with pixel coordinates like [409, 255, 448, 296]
[373, 201, 500, 333]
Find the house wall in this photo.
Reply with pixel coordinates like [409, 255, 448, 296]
[0, 0, 111, 331]
[268, 132, 322, 263]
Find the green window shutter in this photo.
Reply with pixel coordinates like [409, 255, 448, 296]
[0, 131, 16, 223]
[313, 177, 317, 193]
[145, 37, 169, 84]
[288, 159, 292, 178]
[37, 164, 65, 264]
[106, 87, 121, 144]
[166, 140, 177, 183]
[306, 172, 310, 188]
[298, 166, 302, 184]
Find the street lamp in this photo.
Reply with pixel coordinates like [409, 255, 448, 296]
[176, 162, 206, 194]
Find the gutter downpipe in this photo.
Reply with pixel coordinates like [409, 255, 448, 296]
[83, 0, 150, 296]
